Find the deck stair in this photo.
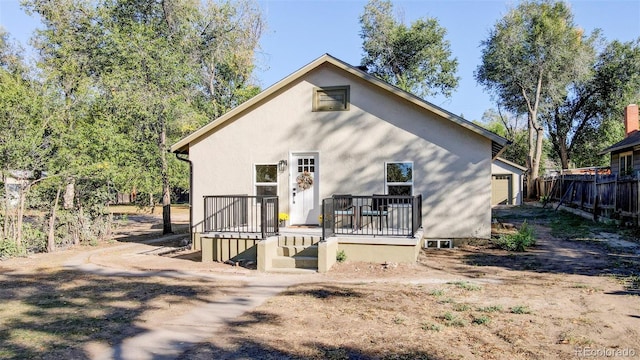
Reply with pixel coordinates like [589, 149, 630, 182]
[270, 235, 321, 271]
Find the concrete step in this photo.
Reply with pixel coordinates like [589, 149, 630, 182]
[266, 267, 318, 274]
[277, 245, 318, 257]
[277, 236, 321, 247]
[271, 255, 318, 269]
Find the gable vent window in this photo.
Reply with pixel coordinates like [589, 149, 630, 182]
[313, 86, 350, 111]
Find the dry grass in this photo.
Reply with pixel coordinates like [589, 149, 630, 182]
[0, 268, 236, 360]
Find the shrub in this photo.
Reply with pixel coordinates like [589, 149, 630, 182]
[493, 221, 536, 252]
[0, 239, 25, 259]
[510, 305, 532, 314]
[472, 315, 491, 325]
[22, 223, 46, 253]
[336, 249, 347, 263]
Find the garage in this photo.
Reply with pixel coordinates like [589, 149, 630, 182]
[491, 158, 526, 206]
[491, 174, 512, 205]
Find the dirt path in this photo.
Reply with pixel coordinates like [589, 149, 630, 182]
[58, 224, 320, 359]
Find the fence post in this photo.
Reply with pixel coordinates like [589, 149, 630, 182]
[261, 197, 266, 239]
[593, 173, 598, 221]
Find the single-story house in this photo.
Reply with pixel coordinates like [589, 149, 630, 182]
[491, 158, 526, 206]
[599, 104, 639, 175]
[171, 54, 508, 271]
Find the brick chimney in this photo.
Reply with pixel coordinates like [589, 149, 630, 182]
[624, 104, 639, 137]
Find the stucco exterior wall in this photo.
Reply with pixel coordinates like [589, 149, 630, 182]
[189, 63, 493, 239]
[491, 161, 524, 206]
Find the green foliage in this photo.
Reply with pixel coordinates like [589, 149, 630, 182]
[421, 323, 442, 332]
[428, 289, 444, 296]
[472, 315, 491, 325]
[476, 0, 593, 186]
[4, 0, 265, 251]
[476, 108, 533, 168]
[0, 238, 25, 258]
[544, 39, 640, 169]
[336, 249, 347, 263]
[493, 221, 536, 252]
[359, 0, 459, 98]
[510, 305, 532, 314]
[453, 303, 471, 312]
[447, 281, 482, 291]
[441, 312, 466, 327]
[477, 305, 503, 313]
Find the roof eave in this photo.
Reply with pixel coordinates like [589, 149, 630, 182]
[170, 53, 510, 153]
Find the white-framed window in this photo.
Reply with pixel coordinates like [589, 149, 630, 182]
[619, 151, 633, 175]
[254, 164, 278, 196]
[385, 162, 413, 196]
[313, 86, 350, 111]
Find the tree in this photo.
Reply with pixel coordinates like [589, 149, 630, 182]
[476, 108, 529, 167]
[359, 0, 459, 98]
[24, 0, 265, 237]
[195, 0, 265, 119]
[0, 29, 50, 248]
[543, 39, 640, 169]
[476, 0, 593, 196]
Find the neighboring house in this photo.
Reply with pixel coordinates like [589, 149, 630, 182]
[599, 104, 640, 176]
[2, 170, 42, 209]
[491, 158, 526, 206]
[171, 54, 508, 269]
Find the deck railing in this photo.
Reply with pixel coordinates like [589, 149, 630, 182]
[203, 195, 279, 238]
[322, 194, 422, 239]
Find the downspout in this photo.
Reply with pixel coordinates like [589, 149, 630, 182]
[175, 152, 193, 241]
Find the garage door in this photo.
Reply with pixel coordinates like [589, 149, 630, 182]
[492, 175, 512, 205]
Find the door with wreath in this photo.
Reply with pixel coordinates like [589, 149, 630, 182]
[290, 153, 320, 225]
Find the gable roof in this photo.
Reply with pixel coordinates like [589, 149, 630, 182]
[171, 53, 509, 157]
[598, 131, 640, 155]
[493, 157, 527, 173]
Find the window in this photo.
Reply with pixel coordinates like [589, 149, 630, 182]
[313, 86, 349, 111]
[619, 152, 633, 175]
[255, 164, 277, 196]
[385, 162, 413, 196]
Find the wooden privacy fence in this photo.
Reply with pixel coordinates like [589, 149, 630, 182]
[540, 174, 640, 223]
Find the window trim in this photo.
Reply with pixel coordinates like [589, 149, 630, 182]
[254, 163, 278, 197]
[384, 161, 414, 196]
[619, 151, 633, 175]
[312, 85, 350, 112]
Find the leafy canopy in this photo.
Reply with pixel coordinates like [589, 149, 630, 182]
[359, 0, 459, 98]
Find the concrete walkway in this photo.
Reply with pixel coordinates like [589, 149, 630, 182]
[63, 234, 314, 360]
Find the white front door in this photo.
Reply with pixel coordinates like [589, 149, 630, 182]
[290, 152, 319, 225]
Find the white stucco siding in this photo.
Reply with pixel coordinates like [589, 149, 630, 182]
[189, 63, 493, 239]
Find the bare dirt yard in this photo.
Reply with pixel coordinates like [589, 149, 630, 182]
[1, 205, 640, 359]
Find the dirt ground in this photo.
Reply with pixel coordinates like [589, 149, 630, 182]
[1, 205, 640, 359]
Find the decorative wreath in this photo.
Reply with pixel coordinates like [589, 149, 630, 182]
[296, 171, 314, 190]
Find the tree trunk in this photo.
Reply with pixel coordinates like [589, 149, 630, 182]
[532, 125, 545, 197]
[3, 175, 9, 239]
[63, 179, 75, 209]
[15, 182, 29, 248]
[558, 140, 570, 170]
[47, 186, 62, 252]
[160, 121, 172, 235]
[526, 115, 536, 199]
[149, 193, 155, 212]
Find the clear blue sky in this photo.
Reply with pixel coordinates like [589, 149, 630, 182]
[1, 0, 639, 122]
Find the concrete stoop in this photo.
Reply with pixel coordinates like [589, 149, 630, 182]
[270, 235, 321, 272]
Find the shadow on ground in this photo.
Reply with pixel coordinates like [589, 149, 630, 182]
[0, 268, 230, 360]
